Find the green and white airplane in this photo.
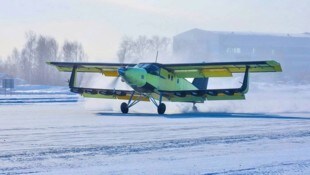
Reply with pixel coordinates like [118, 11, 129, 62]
[48, 60, 282, 114]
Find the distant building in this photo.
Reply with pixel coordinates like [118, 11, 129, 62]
[0, 73, 12, 80]
[173, 28, 310, 82]
[0, 73, 26, 88]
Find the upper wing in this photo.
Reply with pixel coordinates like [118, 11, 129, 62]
[163, 60, 282, 78]
[47, 62, 136, 77]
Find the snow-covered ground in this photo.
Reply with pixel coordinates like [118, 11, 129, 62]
[0, 104, 310, 174]
[0, 84, 310, 174]
[0, 85, 79, 104]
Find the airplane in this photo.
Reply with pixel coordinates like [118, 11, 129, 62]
[48, 60, 282, 114]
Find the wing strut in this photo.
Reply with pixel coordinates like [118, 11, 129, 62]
[69, 65, 78, 88]
[240, 66, 250, 93]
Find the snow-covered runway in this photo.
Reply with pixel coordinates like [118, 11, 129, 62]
[1, 103, 310, 174]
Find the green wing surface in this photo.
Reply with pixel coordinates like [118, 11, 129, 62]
[164, 60, 282, 78]
[160, 89, 246, 102]
[71, 87, 149, 101]
[47, 62, 136, 77]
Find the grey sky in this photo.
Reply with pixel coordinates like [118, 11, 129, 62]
[0, 0, 309, 61]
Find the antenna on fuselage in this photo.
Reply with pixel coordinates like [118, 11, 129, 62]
[155, 50, 158, 63]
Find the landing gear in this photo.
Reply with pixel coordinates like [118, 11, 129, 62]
[120, 91, 142, 114]
[121, 92, 167, 114]
[149, 93, 166, 114]
[157, 103, 166, 115]
[121, 102, 129, 114]
[192, 103, 198, 112]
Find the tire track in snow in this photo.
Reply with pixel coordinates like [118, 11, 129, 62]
[1, 130, 309, 162]
[205, 160, 310, 175]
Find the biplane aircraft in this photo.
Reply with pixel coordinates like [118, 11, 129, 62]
[48, 60, 282, 114]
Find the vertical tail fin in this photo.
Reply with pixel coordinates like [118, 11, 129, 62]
[192, 78, 209, 90]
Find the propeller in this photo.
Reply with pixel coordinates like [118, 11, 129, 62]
[107, 55, 127, 88]
[109, 76, 120, 87]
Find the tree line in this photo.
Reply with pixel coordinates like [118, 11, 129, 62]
[0, 33, 171, 86]
[117, 35, 171, 63]
[0, 32, 86, 85]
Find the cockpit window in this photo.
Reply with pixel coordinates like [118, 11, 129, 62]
[136, 63, 144, 68]
[137, 63, 160, 76]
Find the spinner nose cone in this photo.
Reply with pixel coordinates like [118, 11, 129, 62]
[117, 67, 127, 76]
[118, 67, 147, 87]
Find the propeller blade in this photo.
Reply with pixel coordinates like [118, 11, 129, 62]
[108, 76, 120, 88]
[119, 56, 125, 64]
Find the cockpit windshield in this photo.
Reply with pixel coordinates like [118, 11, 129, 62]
[136, 63, 160, 76]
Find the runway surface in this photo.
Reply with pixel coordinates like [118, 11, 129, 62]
[0, 103, 309, 174]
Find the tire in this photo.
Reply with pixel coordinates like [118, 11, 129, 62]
[121, 102, 129, 114]
[157, 103, 166, 115]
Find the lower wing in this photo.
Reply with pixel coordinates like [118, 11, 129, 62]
[71, 87, 149, 101]
[160, 88, 245, 102]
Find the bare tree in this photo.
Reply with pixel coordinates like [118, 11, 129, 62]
[35, 35, 58, 84]
[60, 40, 87, 85]
[117, 36, 134, 63]
[20, 32, 37, 82]
[61, 41, 86, 62]
[0, 32, 87, 85]
[117, 35, 171, 63]
[6, 48, 20, 76]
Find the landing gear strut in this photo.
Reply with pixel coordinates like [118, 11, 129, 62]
[121, 92, 167, 114]
[158, 93, 166, 114]
[149, 93, 166, 115]
[192, 103, 198, 112]
[120, 92, 142, 114]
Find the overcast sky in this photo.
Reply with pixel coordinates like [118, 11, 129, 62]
[0, 0, 309, 61]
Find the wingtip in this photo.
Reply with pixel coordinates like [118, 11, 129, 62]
[266, 60, 283, 72]
[46, 61, 56, 66]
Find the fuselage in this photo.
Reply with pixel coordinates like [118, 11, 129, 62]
[118, 63, 198, 94]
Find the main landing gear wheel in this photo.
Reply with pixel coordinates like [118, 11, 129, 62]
[121, 102, 129, 114]
[157, 103, 166, 115]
